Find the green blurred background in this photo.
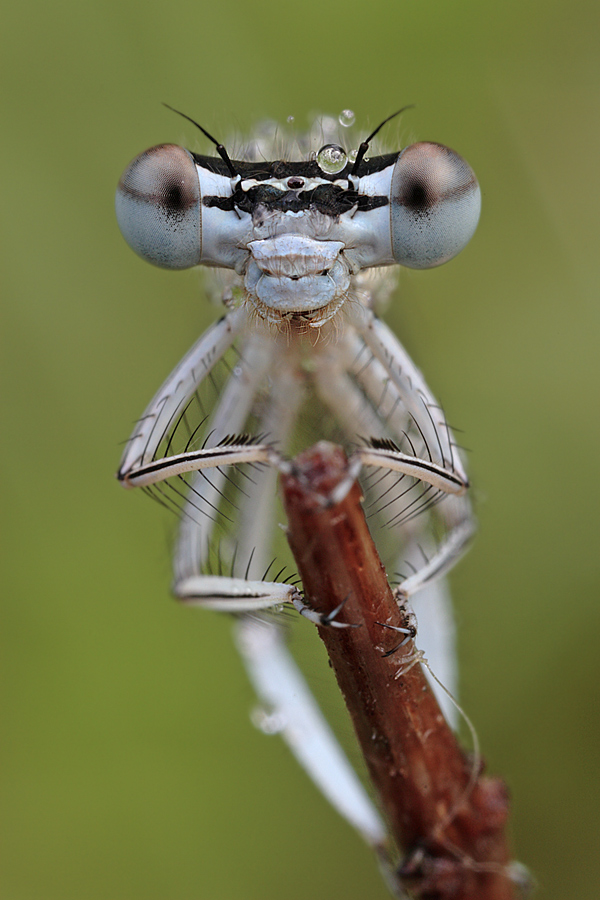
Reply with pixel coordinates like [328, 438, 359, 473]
[2, 0, 599, 897]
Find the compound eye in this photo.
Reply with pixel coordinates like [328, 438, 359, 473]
[115, 144, 201, 269]
[390, 142, 480, 269]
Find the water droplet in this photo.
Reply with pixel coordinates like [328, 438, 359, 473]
[348, 148, 358, 163]
[316, 144, 348, 175]
[339, 109, 355, 127]
[286, 115, 295, 124]
[506, 862, 535, 892]
[251, 706, 287, 735]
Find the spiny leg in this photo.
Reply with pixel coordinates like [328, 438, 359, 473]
[173, 332, 300, 611]
[330, 322, 475, 598]
[172, 330, 277, 584]
[347, 305, 467, 481]
[311, 357, 470, 584]
[118, 306, 248, 481]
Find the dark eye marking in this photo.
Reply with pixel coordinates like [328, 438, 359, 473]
[399, 178, 432, 212]
[162, 180, 186, 210]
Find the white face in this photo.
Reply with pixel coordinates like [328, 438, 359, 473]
[116, 119, 480, 326]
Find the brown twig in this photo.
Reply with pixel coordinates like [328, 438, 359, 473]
[281, 442, 521, 900]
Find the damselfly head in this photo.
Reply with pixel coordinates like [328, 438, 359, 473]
[116, 112, 480, 326]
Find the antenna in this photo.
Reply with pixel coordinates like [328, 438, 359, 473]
[350, 105, 415, 176]
[163, 103, 238, 178]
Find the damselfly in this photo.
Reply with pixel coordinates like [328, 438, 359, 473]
[115, 109, 480, 852]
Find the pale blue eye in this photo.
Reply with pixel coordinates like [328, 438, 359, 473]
[390, 142, 480, 269]
[115, 144, 202, 269]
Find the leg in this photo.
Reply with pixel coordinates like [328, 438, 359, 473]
[234, 617, 387, 849]
[172, 331, 300, 610]
[402, 579, 459, 726]
[347, 305, 467, 481]
[118, 306, 248, 479]
[312, 355, 474, 600]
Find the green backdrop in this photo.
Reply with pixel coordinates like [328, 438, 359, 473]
[2, 0, 599, 897]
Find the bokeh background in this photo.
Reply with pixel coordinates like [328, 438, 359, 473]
[3, 0, 599, 897]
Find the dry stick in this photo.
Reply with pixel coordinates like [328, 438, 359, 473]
[281, 442, 519, 900]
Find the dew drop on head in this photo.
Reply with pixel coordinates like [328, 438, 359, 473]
[316, 143, 348, 174]
[339, 109, 355, 127]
